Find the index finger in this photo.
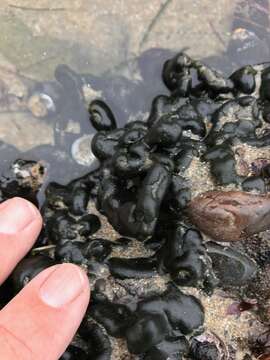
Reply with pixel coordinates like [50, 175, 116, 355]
[0, 197, 42, 285]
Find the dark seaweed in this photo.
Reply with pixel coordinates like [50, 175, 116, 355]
[12, 255, 57, 293]
[108, 256, 157, 279]
[59, 345, 88, 360]
[89, 99, 117, 132]
[157, 224, 217, 291]
[79, 320, 112, 360]
[89, 283, 204, 358]
[2, 48, 270, 360]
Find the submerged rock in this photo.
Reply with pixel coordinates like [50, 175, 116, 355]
[206, 242, 256, 286]
[187, 191, 270, 242]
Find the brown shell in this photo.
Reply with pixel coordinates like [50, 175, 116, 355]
[187, 191, 270, 242]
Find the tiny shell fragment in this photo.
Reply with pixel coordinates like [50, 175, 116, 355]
[187, 191, 270, 242]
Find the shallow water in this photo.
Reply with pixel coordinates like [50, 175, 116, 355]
[1, 0, 270, 197]
[0, 2, 233, 184]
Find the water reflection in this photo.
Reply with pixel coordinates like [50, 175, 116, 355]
[0, 0, 269, 206]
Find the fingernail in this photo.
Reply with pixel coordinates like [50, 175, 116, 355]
[39, 264, 85, 308]
[0, 197, 39, 234]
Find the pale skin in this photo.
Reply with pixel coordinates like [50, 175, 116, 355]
[0, 197, 91, 360]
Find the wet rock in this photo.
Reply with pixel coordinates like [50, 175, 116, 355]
[187, 191, 270, 242]
[206, 242, 256, 286]
[242, 176, 266, 193]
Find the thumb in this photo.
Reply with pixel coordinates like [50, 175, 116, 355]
[0, 263, 90, 360]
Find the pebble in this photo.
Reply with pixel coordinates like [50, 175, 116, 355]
[187, 190, 270, 242]
[206, 242, 256, 286]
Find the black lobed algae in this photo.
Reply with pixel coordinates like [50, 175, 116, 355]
[2, 50, 270, 359]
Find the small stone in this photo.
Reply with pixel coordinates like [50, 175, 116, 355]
[242, 176, 266, 193]
[206, 242, 256, 286]
[187, 191, 270, 242]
